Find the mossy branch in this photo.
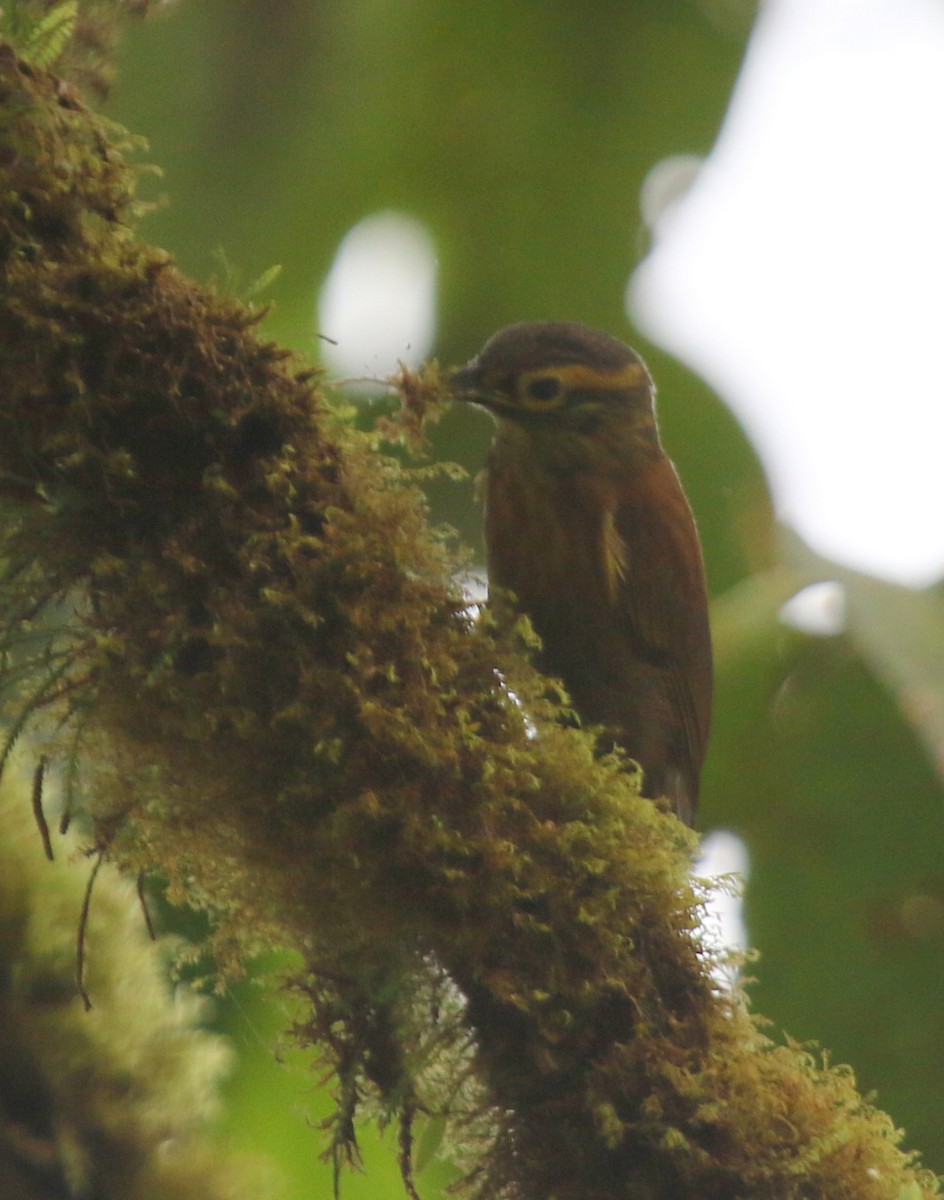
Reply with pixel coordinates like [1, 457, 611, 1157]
[0, 47, 938, 1200]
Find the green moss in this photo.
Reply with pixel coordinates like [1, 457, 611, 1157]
[0, 45, 938, 1200]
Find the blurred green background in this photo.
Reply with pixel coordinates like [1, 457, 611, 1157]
[99, 1, 944, 1193]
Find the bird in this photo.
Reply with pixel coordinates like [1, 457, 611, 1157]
[450, 321, 712, 825]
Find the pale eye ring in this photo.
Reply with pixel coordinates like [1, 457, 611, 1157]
[523, 375, 563, 405]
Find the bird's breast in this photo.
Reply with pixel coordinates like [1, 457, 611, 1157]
[483, 441, 624, 629]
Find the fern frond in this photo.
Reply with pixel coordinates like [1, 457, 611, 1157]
[23, 0, 78, 70]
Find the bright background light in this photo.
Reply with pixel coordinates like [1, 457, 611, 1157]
[318, 211, 438, 382]
[696, 830, 750, 985]
[630, 0, 944, 586]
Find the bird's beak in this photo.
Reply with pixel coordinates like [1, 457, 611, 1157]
[448, 359, 487, 404]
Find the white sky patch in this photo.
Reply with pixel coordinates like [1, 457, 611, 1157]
[629, 0, 944, 586]
[779, 579, 847, 635]
[696, 829, 750, 984]
[318, 211, 437, 383]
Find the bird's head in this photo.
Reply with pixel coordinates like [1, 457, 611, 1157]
[450, 322, 660, 460]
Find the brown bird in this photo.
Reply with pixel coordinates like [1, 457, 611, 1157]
[451, 321, 712, 825]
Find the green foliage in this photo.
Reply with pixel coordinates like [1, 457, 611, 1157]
[710, 537, 944, 1176]
[12, 0, 78, 69]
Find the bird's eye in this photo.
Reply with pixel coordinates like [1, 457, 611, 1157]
[521, 374, 563, 408]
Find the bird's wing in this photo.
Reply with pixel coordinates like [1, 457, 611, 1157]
[611, 456, 713, 798]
